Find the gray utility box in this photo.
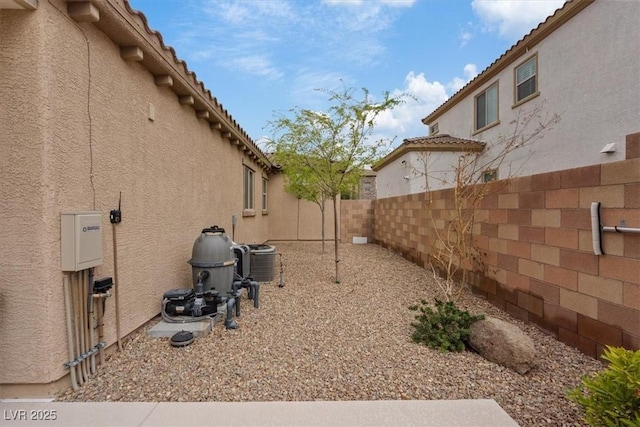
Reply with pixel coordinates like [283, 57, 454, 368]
[61, 212, 103, 271]
[249, 244, 276, 282]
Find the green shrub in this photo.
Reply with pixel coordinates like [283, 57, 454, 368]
[568, 346, 640, 427]
[409, 299, 484, 352]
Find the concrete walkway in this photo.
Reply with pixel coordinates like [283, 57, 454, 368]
[1, 400, 519, 426]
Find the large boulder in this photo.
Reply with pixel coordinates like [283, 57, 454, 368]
[468, 317, 537, 374]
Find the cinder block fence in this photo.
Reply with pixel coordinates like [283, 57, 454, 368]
[343, 132, 640, 359]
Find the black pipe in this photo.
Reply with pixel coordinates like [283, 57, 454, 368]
[225, 297, 238, 329]
[250, 281, 260, 309]
[231, 281, 241, 317]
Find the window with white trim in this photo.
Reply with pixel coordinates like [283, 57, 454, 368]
[243, 166, 254, 210]
[261, 178, 268, 211]
[515, 55, 537, 104]
[475, 82, 498, 131]
[430, 122, 439, 135]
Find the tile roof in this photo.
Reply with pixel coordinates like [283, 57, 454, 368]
[372, 134, 485, 171]
[403, 134, 486, 149]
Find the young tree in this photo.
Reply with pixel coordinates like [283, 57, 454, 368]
[277, 151, 331, 252]
[269, 85, 405, 283]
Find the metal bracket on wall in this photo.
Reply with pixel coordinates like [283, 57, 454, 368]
[590, 202, 640, 255]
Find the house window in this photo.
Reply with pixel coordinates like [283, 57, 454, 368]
[243, 166, 254, 211]
[475, 83, 498, 131]
[430, 122, 439, 135]
[482, 169, 498, 182]
[515, 55, 537, 104]
[261, 178, 268, 212]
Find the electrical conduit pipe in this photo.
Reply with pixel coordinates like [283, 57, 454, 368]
[63, 274, 79, 391]
[71, 272, 84, 384]
[88, 268, 96, 375]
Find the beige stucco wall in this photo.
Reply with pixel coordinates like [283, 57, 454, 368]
[1, 1, 270, 391]
[267, 173, 338, 242]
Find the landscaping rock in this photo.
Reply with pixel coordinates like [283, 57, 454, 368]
[469, 316, 537, 374]
[57, 242, 603, 427]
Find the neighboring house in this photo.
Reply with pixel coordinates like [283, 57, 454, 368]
[342, 169, 378, 200]
[0, 0, 332, 397]
[376, 0, 639, 198]
[374, 135, 485, 198]
[358, 169, 377, 200]
[372, 0, 639, 359]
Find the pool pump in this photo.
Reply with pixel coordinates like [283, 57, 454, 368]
[161, 225, 259, 329]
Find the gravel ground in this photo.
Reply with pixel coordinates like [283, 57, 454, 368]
[57, 242, 604, 426]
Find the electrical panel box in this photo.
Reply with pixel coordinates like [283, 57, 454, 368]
[61, 212, 104, 271]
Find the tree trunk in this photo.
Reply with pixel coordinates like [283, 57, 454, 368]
[321, 199, 326, 253]
[333, 194, 340, 284]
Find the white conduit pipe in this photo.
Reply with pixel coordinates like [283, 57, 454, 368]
[93, 292, 109, 366]
[79, 271, 88, 382]
[71, 272, 84, 385]
[63, 274, 79, 391]
[88, 269, 96, 375]
[82, 270, 90, 381]
[591, 202, 640, 256]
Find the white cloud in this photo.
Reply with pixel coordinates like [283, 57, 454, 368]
[371, 64, 480, 146]
[227, 56, 284, 80]
[471, 0, 566, 41]
[290, 70, 354, 107]
[459, 28, 473, 47]
[186, 0, 416, 78]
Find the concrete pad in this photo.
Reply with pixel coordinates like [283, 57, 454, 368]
[0, 402, 158, 427]
[145, 400, 519, 427]
[147, 316, 217, 338]
[0, 400, 520, 426]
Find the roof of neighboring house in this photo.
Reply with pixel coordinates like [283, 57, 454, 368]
[422, 0, 594, 126]
[372, 134, 485, 171]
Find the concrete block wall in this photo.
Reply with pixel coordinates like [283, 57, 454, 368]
[341, 200, 374, 243]
[372, 132, 640, 358]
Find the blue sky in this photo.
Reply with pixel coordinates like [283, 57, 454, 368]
[129, 0, 566, 149]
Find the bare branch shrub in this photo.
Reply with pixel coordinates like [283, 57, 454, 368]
[412, 101, 561, 302]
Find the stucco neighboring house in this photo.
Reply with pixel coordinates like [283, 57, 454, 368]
[371, 0, 639, 360]
[375, 0, 639, 198]
[0, 0, 335, 397]
[374, 134, 486, 198]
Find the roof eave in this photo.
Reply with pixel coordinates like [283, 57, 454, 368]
[372, 142, 485, 171]
[86, 0, 274, 170]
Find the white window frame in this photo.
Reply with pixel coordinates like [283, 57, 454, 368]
[243, 166, 254, 212]
[514, 54, 538, 106]
[474, 82, 499, 133]
[261, 177, 268, 213]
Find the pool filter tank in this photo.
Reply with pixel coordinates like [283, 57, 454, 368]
[161, 225, 260, 330]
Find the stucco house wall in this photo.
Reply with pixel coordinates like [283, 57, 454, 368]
[377, 149, 471, 199]
[0, 0, 282, 397]
[377, 0, 639, 197]
[267, 173, 338, 242]
[431, 0, 639, 174]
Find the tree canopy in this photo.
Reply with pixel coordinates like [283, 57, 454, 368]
[268, 85, 406, 282]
